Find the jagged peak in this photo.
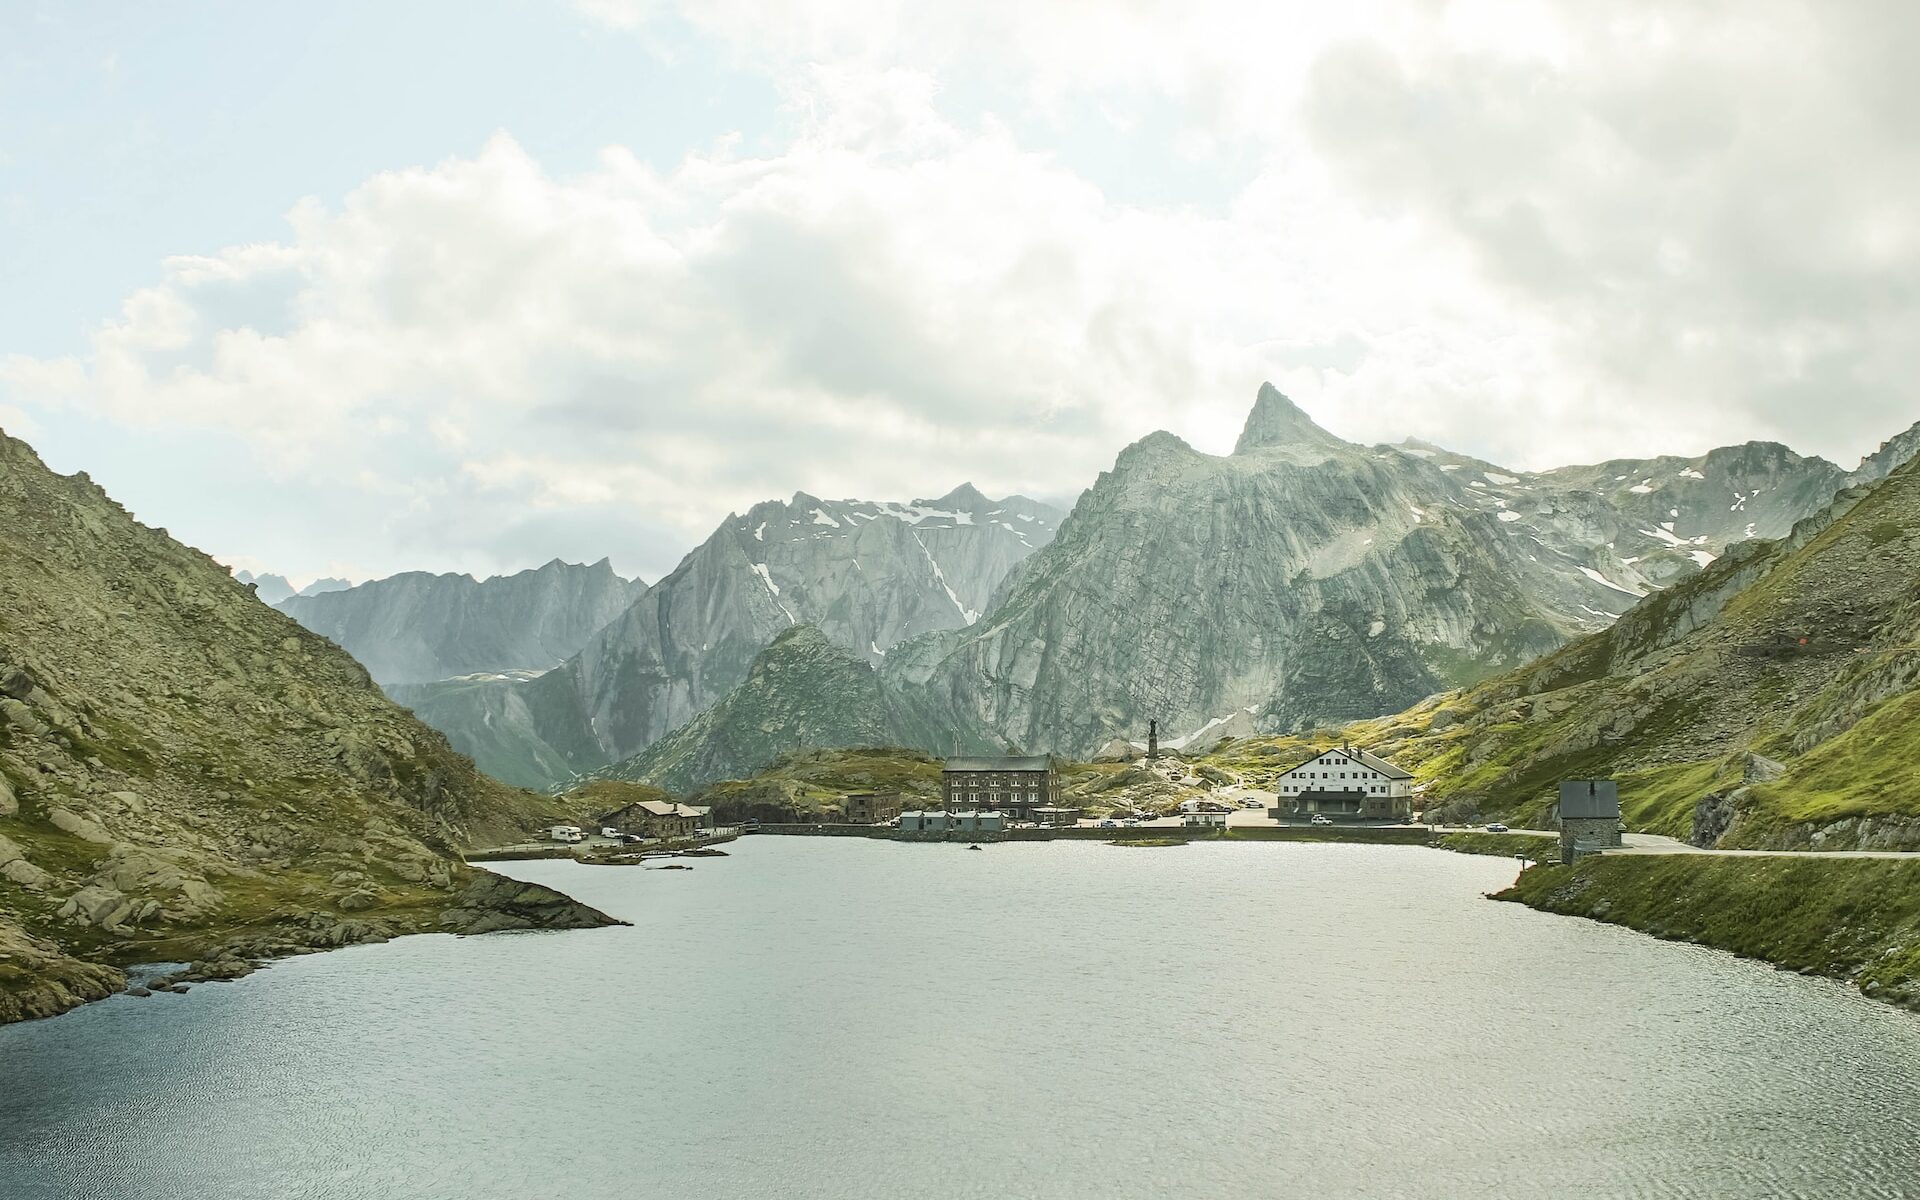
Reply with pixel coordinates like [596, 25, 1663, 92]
[927, 482, 989, 510]
[1233, 383, 1344, 455]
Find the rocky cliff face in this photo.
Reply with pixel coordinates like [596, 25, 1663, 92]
[878, 385, 1871, 756]
[1856, 419, 1920, 485]
[0, 429, 615, 1024]
[400, 485, 1060, 788]
[276, 559, 643, 686]
[591, 625, 897, 794]
[1359, 453, 1920, 848]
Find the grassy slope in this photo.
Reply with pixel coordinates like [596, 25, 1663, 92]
[1500, 856, 1920, 1010]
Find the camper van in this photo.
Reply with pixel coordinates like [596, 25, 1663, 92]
[549, 825, 584, 844]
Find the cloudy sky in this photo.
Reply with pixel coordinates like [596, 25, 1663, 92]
[2, 1, 1914, 585]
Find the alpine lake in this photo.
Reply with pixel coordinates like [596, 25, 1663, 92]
[5, 837, 1920, 1199]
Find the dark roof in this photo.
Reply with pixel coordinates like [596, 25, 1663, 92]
[943, 756, 1053, 772]
[1557, 780, 1620, 819]
[1288, 747, 1413, 780]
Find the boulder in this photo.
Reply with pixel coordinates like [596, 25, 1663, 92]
[0, 667, 35, 701]
[2, 857, 54, 890]
[1741, 753, 1788, 783]
[337, 888, 381, 912]
[57, 884, 136, 931]
[0, 829, 53, 883]
[0, 697, 45, 737]
[1690, 790, 1739, 848]
[48, 806, 115, 845]
[0, 773, 16, 818]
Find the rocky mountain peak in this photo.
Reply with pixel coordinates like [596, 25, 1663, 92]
[1233, 383, 1345, 455]
[928, 482, 990, 510]
[1856, 419, 1920, 484]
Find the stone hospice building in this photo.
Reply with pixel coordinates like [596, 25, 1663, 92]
[941, 755, 1059, 818]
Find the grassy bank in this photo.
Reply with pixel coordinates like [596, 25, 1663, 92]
[1434, 831, 1557, 858]
[1497, 856, 1920, 1011]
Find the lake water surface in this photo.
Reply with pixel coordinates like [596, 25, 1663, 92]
[5, 838, 1920, 1199]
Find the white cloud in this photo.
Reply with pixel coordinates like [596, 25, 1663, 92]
[5, 0, 1915, 581]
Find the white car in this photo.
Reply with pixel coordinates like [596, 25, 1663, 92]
[600, 827, 620, 839]
[1240, 798, 1264, 809]
[1309, 814, 1334, 826]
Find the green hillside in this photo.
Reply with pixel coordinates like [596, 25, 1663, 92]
[1328, 458, 1920, 847]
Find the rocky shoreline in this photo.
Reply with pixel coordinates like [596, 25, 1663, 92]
[0, 871, 619, 1026]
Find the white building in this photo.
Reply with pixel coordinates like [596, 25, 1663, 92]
[1272, 746, 1414, 821]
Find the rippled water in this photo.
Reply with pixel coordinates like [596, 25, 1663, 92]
[5, 839, 1920, 1199]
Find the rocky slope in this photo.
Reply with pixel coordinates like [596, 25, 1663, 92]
[879, 386, 1874, 757]
[276, 558, 643, 686]
[398, 485, 1060, 788]
[1347, 454, 1920, 848]
[590, 625, 897, 795]
[0, 429, 615, 1024]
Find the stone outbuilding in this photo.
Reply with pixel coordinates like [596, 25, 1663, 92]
[1555, 780, 1623, 862]
[844, 791, 902, 824]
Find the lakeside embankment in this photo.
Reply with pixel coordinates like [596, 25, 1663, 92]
[746, 823, 1438, 845]
[1497, 855, 1920, 1011]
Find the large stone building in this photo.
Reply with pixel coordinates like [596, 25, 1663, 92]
[941, 755, 1058, 817]
[597, 798, 711, 841]
[844, 791, 902, 824]
[1555, 780, 1623, 862]
[1272, 746, 1414, 822]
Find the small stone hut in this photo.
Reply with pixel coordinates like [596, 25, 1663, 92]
[1555, 780, 1623, 862]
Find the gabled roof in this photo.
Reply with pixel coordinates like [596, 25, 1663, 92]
[598, 799, 707, 822]
[1558, 780, 1620, 819]
[1282, 746, 1413, 780]
[943, 755, 1053, 772]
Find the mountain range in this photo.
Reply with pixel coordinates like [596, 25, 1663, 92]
[234, 572, 351, 606]
[519, 388, 1915, 796]
[374, 485, 1061, 787]
[273, 559, 644, 686]
[260, 384, 1915, 794]
[878, 387, 1901, 761]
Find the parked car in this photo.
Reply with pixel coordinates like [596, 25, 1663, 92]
[600, 827, 620, 839]
[1484, 822, 1509, 832]
[1241, 798, 1264, 809]
[1098, 819, 1118, 828]
[1310, 814, 1334, 826]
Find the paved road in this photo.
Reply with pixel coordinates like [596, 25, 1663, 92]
[1433, 825, 1920, 860]
[1612, 832, 1920, 859]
